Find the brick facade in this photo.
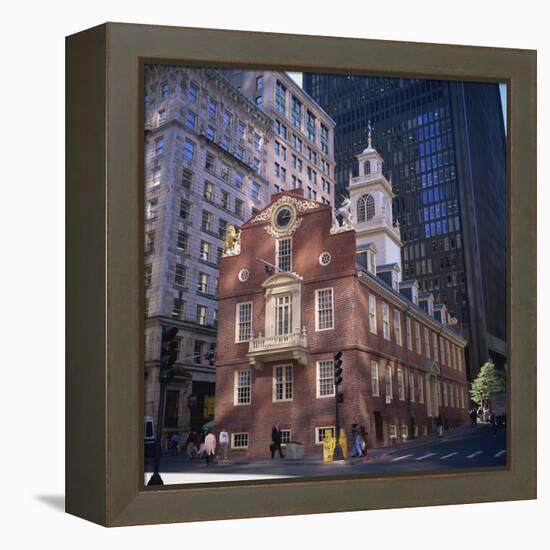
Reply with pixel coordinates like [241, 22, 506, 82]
[215, 189, 469, 457]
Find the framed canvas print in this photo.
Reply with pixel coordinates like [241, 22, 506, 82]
[66, 23, 536, 527]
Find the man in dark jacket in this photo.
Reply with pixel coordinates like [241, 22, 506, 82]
[271, 421, 284, 459]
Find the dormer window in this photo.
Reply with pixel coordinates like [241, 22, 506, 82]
[357, 194, 375, 223]
[411, 285, 418, 305]
[369, 251, 376, 275]
[364, 160, 371, 175]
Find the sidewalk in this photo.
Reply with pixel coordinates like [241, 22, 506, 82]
[152, 424, 482, 468]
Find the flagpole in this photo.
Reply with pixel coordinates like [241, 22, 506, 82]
[256, 257, 281, 273]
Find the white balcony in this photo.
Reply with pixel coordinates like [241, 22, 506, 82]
[247, 328, 308, 369]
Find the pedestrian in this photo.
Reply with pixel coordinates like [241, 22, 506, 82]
[204, 430, 216, 465]
[490, 411, 497, 434]
[360, 425, 368, 459]
[436, 415, 444, 437]
[169, 432, 181, 456]
[470, 408, 478, 428]
[350, 417, 363, 457]
[218, 427, 229, 461]
[270, 421, 284, 459]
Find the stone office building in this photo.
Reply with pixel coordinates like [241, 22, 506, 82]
[143, 65, 274, 437]
[215, 143, 468, 457]
[225, 70, 336, 206]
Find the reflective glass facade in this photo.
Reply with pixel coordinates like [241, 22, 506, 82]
[303, 74, 506, 378]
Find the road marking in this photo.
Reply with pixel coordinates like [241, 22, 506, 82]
[440, 452, 459, 460]
[392, 454, 413, 462]
[415, 452, 436, 461]
[494, 450, 507, 458]
[467, 451, 483, 459]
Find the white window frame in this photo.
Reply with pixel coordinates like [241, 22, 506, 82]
[401, 424, 408, 441]
[371, 360, 380, 397]
[280, 429, 292, 447]
[409, 371, 415, 402]
[406, 316, 412, 350]
[231, 433, 249, 449]
[385, 364, 393, 401]
[389, 425, 397, 439]
[424, 327, 430, 358]
[419, 375, 425, 403]
[443, 382, 448, 406]
[397, 367, 405, 401]
[315, 426, 335, 445]
[275, 294, 292, 336]
[315, 288, 334, 331]
[394, 310, 402, 346]
[369, 294, 377, 334]
[234, 369, 251, 406]
[276, 237, 292, 272]
[273, 364, 293, 402]
[382, 302, 390, 340]
[235, 302, 253, 343]
[415, 321, 422, 354]
[440, 335, 446, 365]
[316, 360, 335, 398]
[433, 332, 439, 362]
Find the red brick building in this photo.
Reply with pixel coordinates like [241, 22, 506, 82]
[215, 145, 469, 458]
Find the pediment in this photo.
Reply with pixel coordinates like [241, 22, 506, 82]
[262, 271, 303, 289]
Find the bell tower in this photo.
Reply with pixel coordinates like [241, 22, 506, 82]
[348, 124, 403, 278]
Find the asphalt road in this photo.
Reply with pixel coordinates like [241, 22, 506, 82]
[145, 424, 507, 485]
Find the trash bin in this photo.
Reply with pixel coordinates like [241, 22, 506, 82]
[285, 442, 303, 460]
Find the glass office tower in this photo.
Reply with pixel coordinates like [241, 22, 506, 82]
[303, 75, 506, 379]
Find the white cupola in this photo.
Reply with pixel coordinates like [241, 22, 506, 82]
[348, 123, 403, 279]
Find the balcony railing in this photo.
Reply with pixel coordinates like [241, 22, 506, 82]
[248, 328, 308, 353]
[247, 328, 308, 368]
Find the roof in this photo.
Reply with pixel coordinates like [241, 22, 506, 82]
[357, 267, 466, 345]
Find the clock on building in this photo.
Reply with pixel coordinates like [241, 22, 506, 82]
[272, 204, 297, 233]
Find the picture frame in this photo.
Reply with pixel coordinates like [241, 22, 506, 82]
[66, 22, 536, 527]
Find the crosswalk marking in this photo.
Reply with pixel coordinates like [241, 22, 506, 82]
[416, 452, 436, 461]
[494, 450, 507, 458]
[467, 451, 483, 459]
[440, 452, 459, 460]
[392, 454, 413, 462]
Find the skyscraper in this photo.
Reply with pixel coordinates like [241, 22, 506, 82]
[143, 66, 274, 437]
[303, 75, 506, 378]
[224, 70, 336, 206]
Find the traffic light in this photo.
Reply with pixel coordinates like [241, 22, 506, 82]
[160, 326, 179, 384]
[333, 351, 343, 386]
[205, 343, 216, 366]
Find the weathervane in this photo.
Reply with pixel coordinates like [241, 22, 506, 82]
[367, 120, 373, 148]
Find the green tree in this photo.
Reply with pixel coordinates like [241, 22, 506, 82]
[469, 361, 505, 405]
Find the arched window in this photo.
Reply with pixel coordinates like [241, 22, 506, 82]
[357, 196, 366, 222]
[357, 194, 375, 222]
[366, 194, 375, 220]
[364, 160, 371, 175]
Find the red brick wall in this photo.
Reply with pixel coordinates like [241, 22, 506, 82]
[215, 193, 469, 457]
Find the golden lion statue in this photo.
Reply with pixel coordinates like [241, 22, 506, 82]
[223, 224, 241, 255]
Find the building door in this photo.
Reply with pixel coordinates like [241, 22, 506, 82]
[373, 412, 383, 445]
